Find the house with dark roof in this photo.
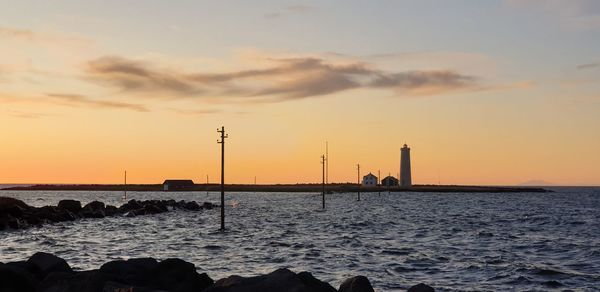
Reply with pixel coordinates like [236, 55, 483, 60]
[163, 180, 195, 191]
[381, 176, 398, 187]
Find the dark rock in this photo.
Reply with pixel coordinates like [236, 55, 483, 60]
[203, 202, 214, 210]
[26, 252, 72, 280]
[58, 200, 82, 213]
[338, 276, 375, 292]
[0, 262, 37, 292]
[205, 268, 335, 292]
[407, 283, 435, 292]
[143, 204, 166, 215]
[100, 258, 159, 286]
[34, 206, 77, 222]
[103, 281, 166, 292]
[183, 201, 201, 211]
[83, 201, 105, 211]
[0, 196, 29, 210]
[105, 205, 119, 216]
[120, 199, 142, 212]
[37, 269, 116, 292]
[147, 258, 213, 292]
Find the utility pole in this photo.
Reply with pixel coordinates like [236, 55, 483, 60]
[357, 163, 361, 201]
[123, 170, 127, 200]
[325, 141, 329, 185]
[206, 174, 209, 196]
[217, 126, 228, 231]
[378, 169, 381, 196]
[321, 155, 326, 209]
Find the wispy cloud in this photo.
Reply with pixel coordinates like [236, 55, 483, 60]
[85, 55, 479, 102]
[264, 4, 315, 19]
[506, 0, 600, 29]
[46, 93, 149, 112]
[577, 62, 600, 69]
[169, 108, 221, 115]
[0, 26, 91, 45]
[4, 109, 54, 119]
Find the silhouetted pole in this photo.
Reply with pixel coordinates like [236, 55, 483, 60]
[321, 155, 326, 209]
[378, 169, 381, 196]
[206, 174, 209, 196]
[124, 170, 127, 200]
[357, 163, 361, 201]
[325, 141, 329, 185]
[217, 126, 228, 231]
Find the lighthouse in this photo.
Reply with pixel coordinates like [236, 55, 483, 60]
[400, 144, 412, 187]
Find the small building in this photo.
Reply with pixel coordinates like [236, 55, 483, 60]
[362, 173, 378, 186]
[381, 176, 398, 187]
[163, 180, 195, 191]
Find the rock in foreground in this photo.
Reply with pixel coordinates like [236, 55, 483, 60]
[0, 253, 438, 292]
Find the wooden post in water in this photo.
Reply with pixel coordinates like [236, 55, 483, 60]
[357, 163, 361, 201]
[217, 126, 228, 231]
[321, 155, 326, 209]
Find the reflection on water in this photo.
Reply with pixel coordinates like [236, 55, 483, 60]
[1, 189, 599, 291]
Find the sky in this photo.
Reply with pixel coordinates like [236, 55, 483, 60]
[1, 0, 599, 186]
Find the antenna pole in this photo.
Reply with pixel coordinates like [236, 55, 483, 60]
[357, 163, 361, 201]
[321, 155, 326, 209]
[217, 126, 228, 231]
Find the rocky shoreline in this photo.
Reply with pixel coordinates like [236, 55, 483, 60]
[0, 252, 435, 292]
[0, 197, 215, 231]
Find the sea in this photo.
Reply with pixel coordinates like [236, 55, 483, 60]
[0, 188, 599, 291]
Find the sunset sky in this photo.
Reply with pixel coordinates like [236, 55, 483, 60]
[1, 0, 599, 186]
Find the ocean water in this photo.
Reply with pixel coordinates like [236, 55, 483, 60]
[0, 189, 599, 291]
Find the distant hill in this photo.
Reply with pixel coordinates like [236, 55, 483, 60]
[518, 180, 555, 186]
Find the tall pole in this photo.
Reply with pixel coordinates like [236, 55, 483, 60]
[321, 155, 326, 209]
[378, 169, 381, 196]
[206, 174, 209, 196]
[325, 141, 329, 185]
[217, 126, 228, 231]
[357, 163, 361, 201]
[124, 170, 127, 200]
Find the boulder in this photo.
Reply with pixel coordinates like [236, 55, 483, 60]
[26, 252, 72, 280]
[100, 258, 159, 286]
[104, 205, 119, 216]
[204, 268, 336, 292]
[203, 202, 214, 210]
[183, 201, 201, 211]
[407, 283, 435, 292]
[83, 201, 105, 211]
[58, 200, 82, 213]
[146, 258, 213, 292]
[37, 269, 116, 292]
[0, 197, 29, 210]
[338, 276, 375, 292]
[0, 262, 38, 292]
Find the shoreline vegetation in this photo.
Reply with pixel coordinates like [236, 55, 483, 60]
[0, 252, 434, 292]
[1, 183, 549, 193]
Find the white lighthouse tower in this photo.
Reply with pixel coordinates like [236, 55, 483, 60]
[400, 144, 412, 187]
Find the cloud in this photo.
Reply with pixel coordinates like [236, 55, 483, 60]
[169, 108, 221, 115]
[577, 62, 600, 69]
[506, 0, 600, 29]
[4, 109, 53, 119]
[85, 55, 479, 102]
[264, 4, 315, 19]
[46, 93, 149, 112]
[0, 26, 91, 45]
